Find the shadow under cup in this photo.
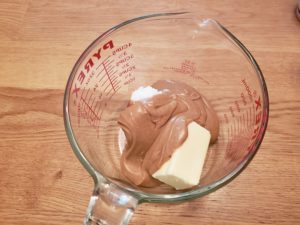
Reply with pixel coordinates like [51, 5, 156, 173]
[65, 13, 269, 198]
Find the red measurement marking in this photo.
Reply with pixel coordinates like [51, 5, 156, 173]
[249, 108, 253, 128]
[229, 106, 235, 118]
[93, 119, 101, 134]
[227, 127, 230, 141]
[96, 64, 101, 70]
[233, 120, 237, 136]
[249, 107, 253, 126]
[96, 67, 105, 77]
[94, 104, 106, 123]
[230, 125, 233, 138]
[113, 43, 132, 55]
[90, 96, 96, 109]
[80, 88, 86, 100]
[124, 77, 135, 85]
[113, 80, 121, 88]
[96, 99, 106, 115]
[108, 93, 115, 101]
[95, 103, 101, 115]
[73, 84, 80, 98]
[235, 100, 241, 113]
[104, 59, 114, 68]
[238, 116, 244, 134]
[103, 62, 116, 92]
[240, 116, 243, 133]
[164, 60, 209, 85]
[87, 92, 93, 105]
[242, 113, 245, 126]
[241, 78, 253, 101]
[72, 41, 114, 100]
[104, 83, 112, 93]
[101, 78, 109, 87]
[105, 65, 113, 72]
[224, 113, 229, 123]
[245, 113, 251, 133]
[111, 76, 118, 84]
[105, 88, 114, 96]
[239, 116, 244, 132]
[83, 88, 90, 101]
[109, 70, 117, 77]
[96, 55, 112, 74]
[106, 67, 115, 74]
[99, 107, 105, 118]
[99, 74, 106, 83]
[246, 109, 249, 128]
[251, 104, 255, 126]
[80, 96, 101, 121]
[239, 116, 242, 133]
[241, 92, 247, 106]
[103, 55, 111, 62]
[115, 85, 121, 93]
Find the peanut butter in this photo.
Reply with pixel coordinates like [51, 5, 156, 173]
[118, 80, 219, 187]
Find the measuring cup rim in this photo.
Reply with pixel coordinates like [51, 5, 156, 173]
[63, 12, 269, 203]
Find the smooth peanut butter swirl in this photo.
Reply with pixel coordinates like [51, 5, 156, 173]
[118, 80, 219, 187]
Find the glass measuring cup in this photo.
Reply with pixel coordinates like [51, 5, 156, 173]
[64, 12, 269, 225]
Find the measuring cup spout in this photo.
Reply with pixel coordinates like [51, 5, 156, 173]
[84, 181, 139, 225]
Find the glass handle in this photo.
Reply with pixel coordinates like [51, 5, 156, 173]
[84, 182, 138, 225]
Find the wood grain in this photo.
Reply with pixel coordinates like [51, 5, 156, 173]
[0, 0, 300, 224]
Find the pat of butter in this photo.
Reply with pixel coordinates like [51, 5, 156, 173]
[152, 122, 211, 190]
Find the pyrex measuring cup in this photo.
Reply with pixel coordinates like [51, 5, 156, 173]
[64, 13, 269, 225]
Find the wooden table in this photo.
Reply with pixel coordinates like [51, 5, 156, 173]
[1, 0, 299, 224]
